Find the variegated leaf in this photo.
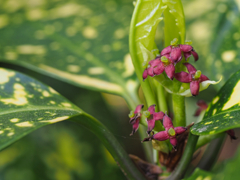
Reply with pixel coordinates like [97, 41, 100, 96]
[191, 70, 240, 135]
[0, 0, 137, 96]
[0, 68, 82, 150]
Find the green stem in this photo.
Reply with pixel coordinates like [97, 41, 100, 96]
[172, 94, 186, 127]
[197, 134, 225, 171]
[157, 84, 168, 113]
[195, 133, 223, 150]
[70, 114, 146, 180]
[166, 133, 199, 180]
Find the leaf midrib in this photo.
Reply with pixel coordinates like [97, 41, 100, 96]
[0, 106, 82, 116]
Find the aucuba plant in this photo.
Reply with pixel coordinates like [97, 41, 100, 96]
[1, 0, 240, 180]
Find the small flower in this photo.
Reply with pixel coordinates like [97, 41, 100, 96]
[142, 56, 176, 80]
[161, 39, 199, 62]
[194, 100, 208, 116]
[129, 104, 144, 136]
[175, 63, 209, 96]
[226, 129, 237, 140]
[143, 105, 164, 135]
[142, 114, 187, 150]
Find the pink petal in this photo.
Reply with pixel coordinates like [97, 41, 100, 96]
[190, 81, 200, 96]
[174, 71, 191, 83]
[183, 63, 197, 74]
[180, 44, 193, 52]
[153, 111, 164, 121]
[163, 115, 174, 131]
[148, 105, 156, 114]
[174, 127, 187, 135]
[130, 119, 140, 136]
[143, 69, 148, 80]
[147, 67, 154, 77]
[161, 46, 172, 56]
[153, 131, 169, 141]
[170, 47, 182, 62]
[183, 52, 192, 60]
[134, 104, 144, 114]
[191, 50, 199, 61]
[153, 62, 165, 75]
[149, 59, 160, 67]
[169, 137, 177, 148]
[165, 64, 175, 80]
[147, 119, 156, 134]
[199, 74, 209, 82]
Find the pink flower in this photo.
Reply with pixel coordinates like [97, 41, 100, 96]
[174, 63, 209, 96]
[142, 55, 176, 80]
[194, 100, 208, 116]
[129, 104, 144, 136]
[142, 115, 187, 150]
[161, 42, 198, 62]
[179, 44, 199, 61]
[144, 105, 164, 135]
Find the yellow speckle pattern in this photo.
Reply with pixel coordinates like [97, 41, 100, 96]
[0, 68, 15, 84]
[205, 121, 213, 125]
[7, 132, 14, 136]
[212, 109, 217, 115]
[222, 80, 240, 110]
[42, 90, 50, 97]
[15, 121, 34, 127]
[0, 83, 28, 105]
[212, 96, 219, 104]
[40, 116, 70, 123]
[10, 118, 19, 123]
[61, 102, 72, 107]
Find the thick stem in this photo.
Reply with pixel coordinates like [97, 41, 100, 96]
[166, 133, 199, 180]
[195, 133, 223, 150]
[197, 134, 225, 171]
[70, 114, 146, 180]
[172, 94, 186, 127]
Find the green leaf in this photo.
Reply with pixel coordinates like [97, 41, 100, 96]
[0, 68, 145, 180]
[0, 0, 138, 98]
[191, 70, 240, 135]
[0, 68, 82, 150]
[183, 168, 213, 180]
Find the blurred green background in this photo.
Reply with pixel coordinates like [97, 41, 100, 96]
[0, 0, 240, 179]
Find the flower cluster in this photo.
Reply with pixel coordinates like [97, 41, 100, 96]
[129, 105, 187, 149]
[142, 39, 209, 96]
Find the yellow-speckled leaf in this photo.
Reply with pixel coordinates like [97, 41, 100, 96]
[191, 70, 240, 135]
[0, 68, 83, 150]
[0, 0, 137, 97]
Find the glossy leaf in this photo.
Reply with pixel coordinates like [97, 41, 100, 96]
[0, 0, 138, 98]
[0, 68, 146, 180]
[191, 70, 240, 135]
[0, 68, 82, 150]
